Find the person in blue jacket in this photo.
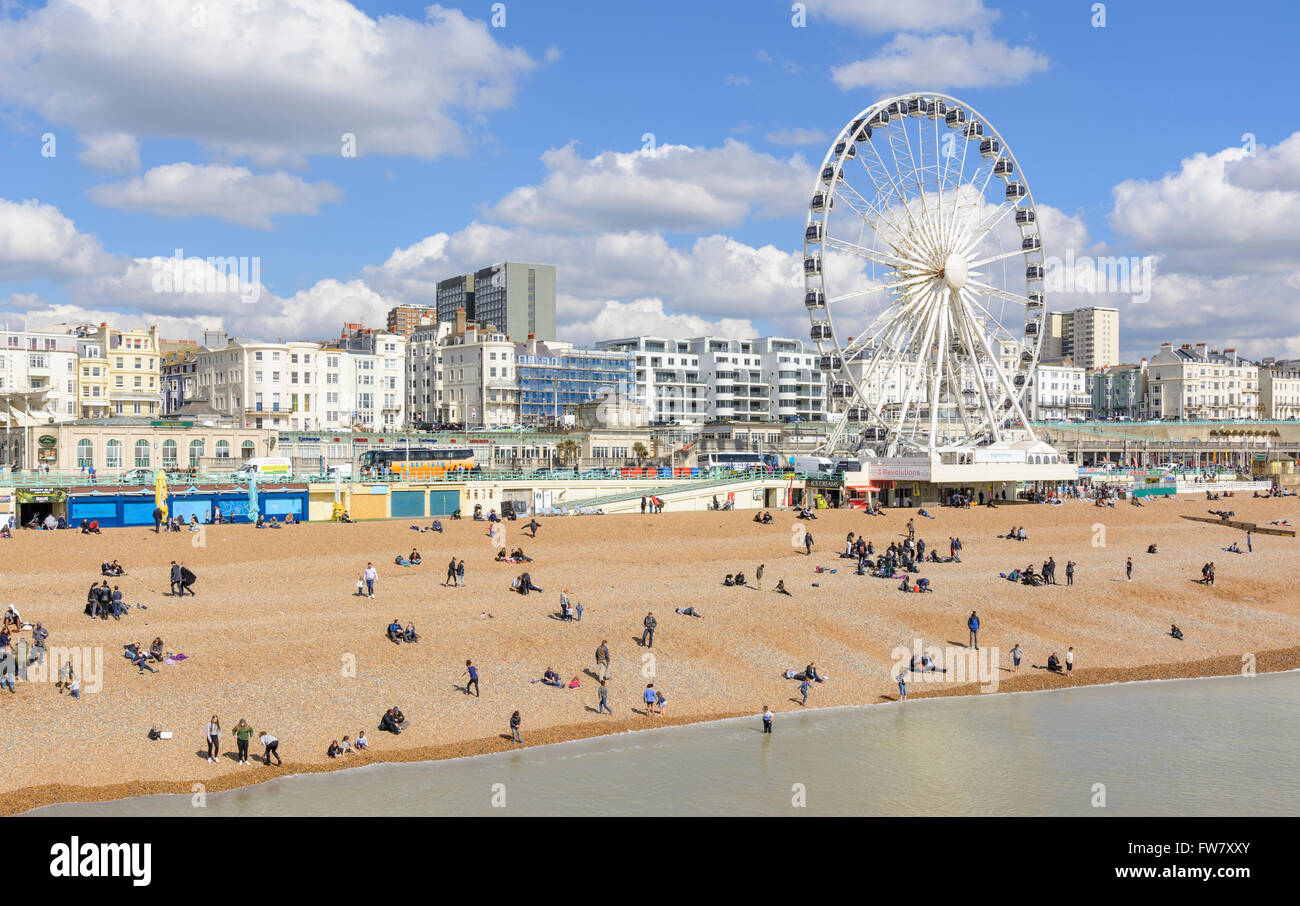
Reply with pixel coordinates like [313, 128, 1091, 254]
[968, 610, 980, 649]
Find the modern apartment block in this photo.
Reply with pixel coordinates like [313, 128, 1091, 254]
[1145, 343, 1260, 420]
[434, 263, 556, 342]
[597, 337, 707, 423]
[599, 335, 826, 423]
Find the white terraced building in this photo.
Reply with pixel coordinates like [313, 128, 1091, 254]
[1146, 342, 1260, 421]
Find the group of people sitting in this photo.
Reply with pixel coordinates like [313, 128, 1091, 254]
[395, 549, 423, 566]
[1004, 564, 1046, 586]
[795, 506, 818, 520]
[907, 652, 945, 673]
[1209, 508, 1236, 520]
[254, 513, 295, 528]
[783, 663, 826, 683]
[100, 560, 125, 577]
[494, 547, 532, 563]
[123, 639, 163, 674]
[722, 571, 748, 587]
[512, 573, 542, 595]
[1005, 526, 1028, 541]
[327, 733, 368, 757]
[79, 519, 102, 534]
[752, 511, 775, 524]
[379, 706, 407, 735]
[472, 504, 506, 522]
[410, 520, 443, 533]
[385, 619, 419, 644]
[862, 502, 886, 515]
[897, 576, 933, 593]
[1205, 490, 1234, 500]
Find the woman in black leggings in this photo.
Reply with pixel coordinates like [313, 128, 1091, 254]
[234, 718, 253, 764]
[205, 715, 221, 763]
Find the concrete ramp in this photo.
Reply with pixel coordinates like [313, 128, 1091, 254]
[1180, 515, 1296, 537]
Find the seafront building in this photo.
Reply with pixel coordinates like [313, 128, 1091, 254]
[1042, 307, 1120, 370]
[1145, 343, 1260, 420]
[598, 335, 827, 423]
[1089, 362, 1147, 421]
[1029, 360, 1091, 422]
[514, 339, 635, 426]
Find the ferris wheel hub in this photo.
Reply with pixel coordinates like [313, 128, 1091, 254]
[941, 253, 969, 290]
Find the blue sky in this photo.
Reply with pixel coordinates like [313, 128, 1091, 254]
[1, 0, 1298, 360]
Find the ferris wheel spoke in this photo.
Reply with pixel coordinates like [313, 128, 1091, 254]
[962, 200, 1020, 255]
[950, 292, 1005, 443]
[822, 235, 921, 272]
[851, 154, 916, 247]
[957, 288, 1036, 434]
[866, 137, 939, 262]
[967, 247, 1029, 269]
[964, 277, 1034, 310]
[834, 180, 920, 260]
[893, 124, 945, 262]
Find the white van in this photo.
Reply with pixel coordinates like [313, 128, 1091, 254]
[793, 455, 835, 475]
[231, 457, 293, 481]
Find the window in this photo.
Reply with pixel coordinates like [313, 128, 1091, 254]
[162, 440, 178, 467]
[106, 440, 122, 468]
[189, 439, 204, 463]
[76, 439, 94, 469]
[216, 440, 231, 458]
[241, 440, 255, 460]
[134, 439, 151, 467]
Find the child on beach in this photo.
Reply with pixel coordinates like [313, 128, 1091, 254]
[761, 706, 773, 733]
[1010, 644, 1023, 673]
[896, 674, 907, 701]
[510, 711, 522, 744]
[355, 731, 368, 749]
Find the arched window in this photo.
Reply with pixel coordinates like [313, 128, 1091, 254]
[216, 440, 231, 459]
[241, 440, 255, 460]
[106, 439, 123, 469]
[189, 439, 204, 463]
[162, 439, 178, 468]
[134, 439, 151, 468]
[76, 439, 94, 469]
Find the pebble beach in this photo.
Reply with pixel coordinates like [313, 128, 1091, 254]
[3, 495, 1298, 815]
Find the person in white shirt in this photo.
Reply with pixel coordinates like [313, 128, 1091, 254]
[259, 730, 281, 765]
[355, 731, 368, 750]
[1065, 647, 1075, 675]
[363, 563, 378, 598]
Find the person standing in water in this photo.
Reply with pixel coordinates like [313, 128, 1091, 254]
[761, 705, 774, 734]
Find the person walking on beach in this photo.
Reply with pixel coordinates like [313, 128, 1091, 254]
[595, 640, 610, 681]
[456, 559, 466, 587]
[641, 612, 656, 648]
[967, 611, 980, 649]
[597, 679, 612, 714]
[907, 518, 915, 541]
[1066, 646, 1074, 677]
[761, 706, 773, 733]
[643, 683, 657, 717]
[153, 505, 163, 533]
[233, 718, 254, 765]
[170, 561, 182, 596]
[445, 557, 457, 587]
[463, 659, 480, 697]
[363, 562, 378, 598]
[1066, 560, 1075, 586]
[259, 730, 282, 766]
[1246, 530, 1252, 553]
[1125, 556, 1133, 581]
[1010, 643, 1023, 673]
[510, 710, 522, 744]
[896, 673, 907, 701]
[799, 677, 811, 706]
[804, 531, 814, 556]
[205, 716, 221, 763]
[756, 563, 764, 590]
[640, 496, 647, 515]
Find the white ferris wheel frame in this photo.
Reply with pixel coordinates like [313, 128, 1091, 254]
[804, 91, 1046, 456]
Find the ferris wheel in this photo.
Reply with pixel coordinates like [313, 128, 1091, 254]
[804, 92, 1045, 456]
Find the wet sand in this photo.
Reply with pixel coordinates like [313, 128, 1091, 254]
[3, 494, 1297, 815]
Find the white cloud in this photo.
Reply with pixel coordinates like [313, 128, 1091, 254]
[485, 141, 812, 233]
[0, 197, 119, 280]
[0, 0, 537, 164]
[725, 74, 750, 87]
[808, 0, 993, 33]
[77, 132, 141, 175]
[561, 298, 757, 345]
[1110, 134, 1300, 275]
[765, 127, 829, 147]
[89, 163, 343, 229]
[831, 32, 1049, 92]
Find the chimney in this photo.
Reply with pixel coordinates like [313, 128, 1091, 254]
[455, 307, 467, 335]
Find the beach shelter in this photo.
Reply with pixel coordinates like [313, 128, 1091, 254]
[154, 471, 169, 521]
[246, 470, 259, 523]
